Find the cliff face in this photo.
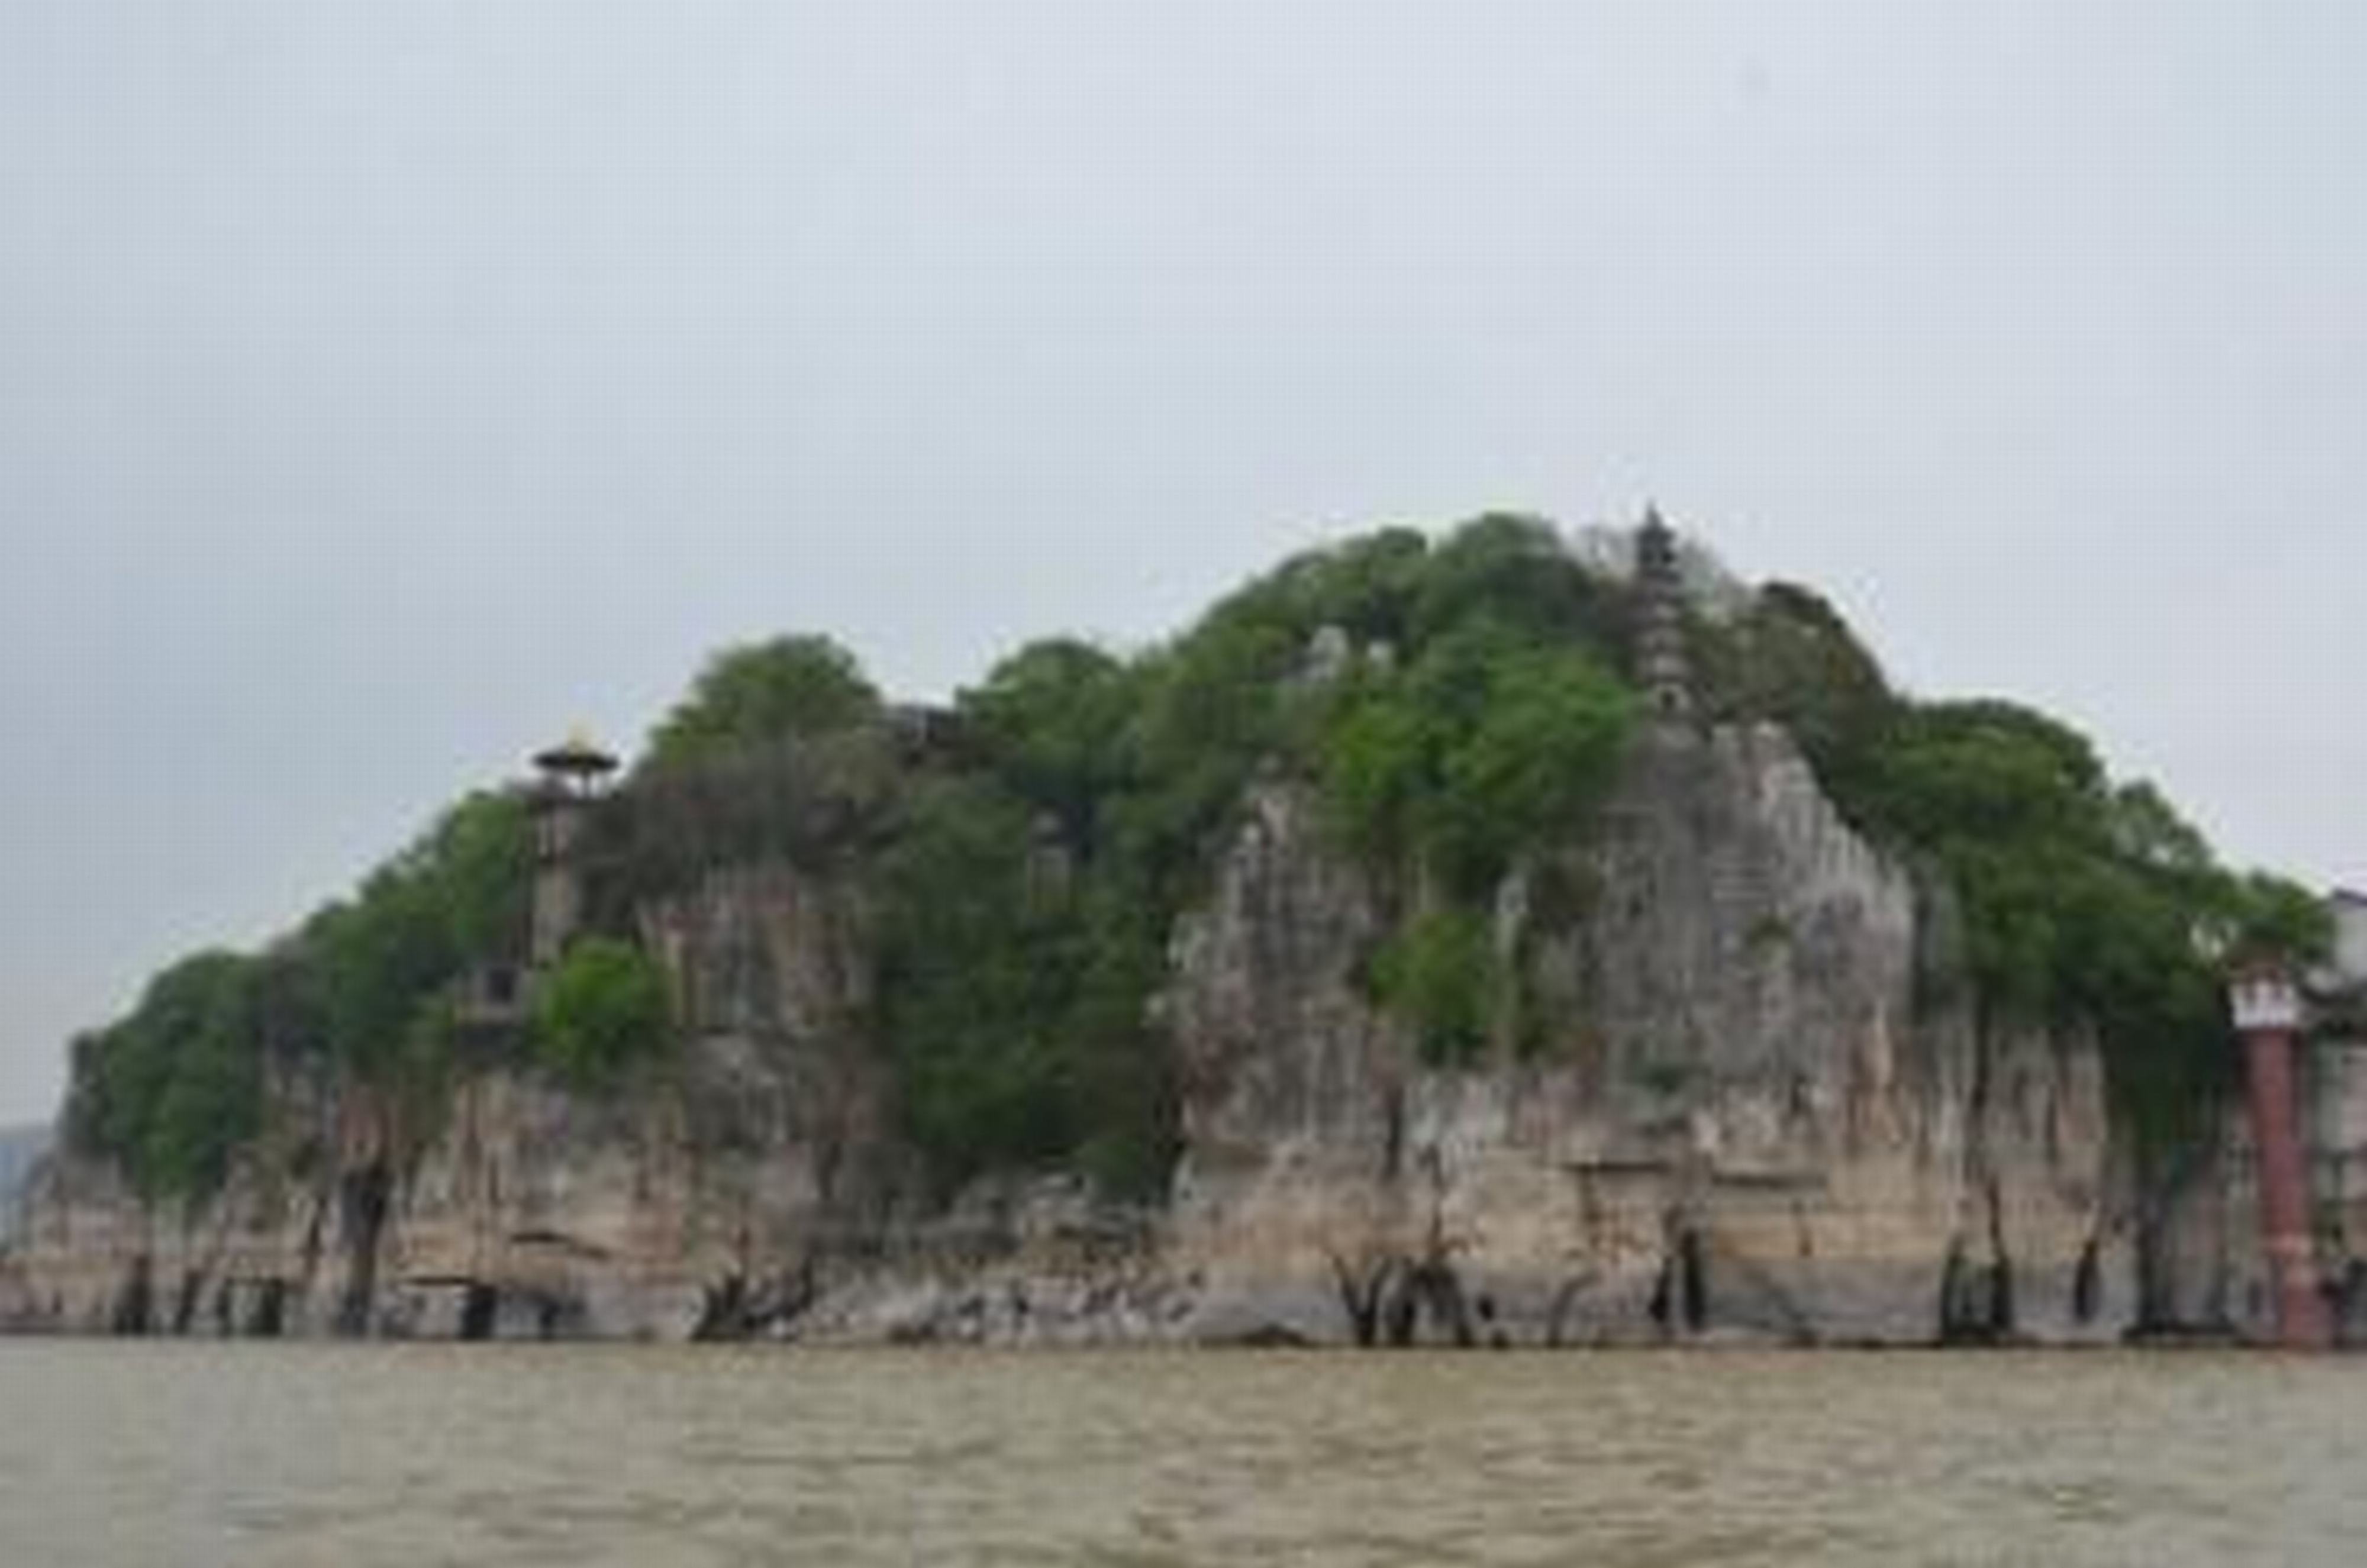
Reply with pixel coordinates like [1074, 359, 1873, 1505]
[1166, 725, 2120, 1346]
[0, 724, 2162, 1346]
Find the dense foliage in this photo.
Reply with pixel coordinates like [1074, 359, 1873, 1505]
[1852, 701, 2329, 1149]
[598, 636, 899, 907]
[1698, 590, 2329, 1152]
[873, 515, 1645, 1174]
[61, 514, 2333, 1201]
[644, 635, 883, 770]
[307, 791, 534, 1076]
[1323, 625, 1635, 896]
[67, 953, 271, 1198]
[1699, 580, 1896, 812]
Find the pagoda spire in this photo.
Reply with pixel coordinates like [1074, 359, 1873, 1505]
[1634, 505, 1695, 723]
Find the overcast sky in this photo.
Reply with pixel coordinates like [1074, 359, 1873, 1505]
[2, 1, 2362, 1124]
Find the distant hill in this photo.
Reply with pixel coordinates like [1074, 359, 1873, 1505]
[0, 1122, 51, 1241]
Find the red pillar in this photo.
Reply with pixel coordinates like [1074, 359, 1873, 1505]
[2240, 1023, 2331, 1350]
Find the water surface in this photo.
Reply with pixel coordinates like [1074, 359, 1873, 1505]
[2, 1342, 2358, 1566]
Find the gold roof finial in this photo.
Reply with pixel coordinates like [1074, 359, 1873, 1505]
[534, 726, 620, 780]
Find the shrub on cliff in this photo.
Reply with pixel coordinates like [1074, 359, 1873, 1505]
[531, 938, 674, 1087]
[1370, 909, 1498, 1066]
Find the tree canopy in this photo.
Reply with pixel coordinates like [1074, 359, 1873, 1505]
[1852, 699, 2329, 1150]
[644, 634, 882, 770]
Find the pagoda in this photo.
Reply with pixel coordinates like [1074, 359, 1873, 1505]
[1634, 505, 1695, 723]
[528, 728, 619, 970]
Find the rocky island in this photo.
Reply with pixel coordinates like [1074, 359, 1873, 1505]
[4, 514, 2358, 1348]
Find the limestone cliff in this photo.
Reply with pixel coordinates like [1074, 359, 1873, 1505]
[1166, 725, 2119, 1346]
[3, 721, 2157, 1347]
[5, 864, 897, 1341]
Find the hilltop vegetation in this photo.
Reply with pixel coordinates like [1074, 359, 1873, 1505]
[61, 515, 2326, 1201]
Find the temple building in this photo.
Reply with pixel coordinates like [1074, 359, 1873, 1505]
[451, 730, 619, 1031]
[527, 728, 620, 970]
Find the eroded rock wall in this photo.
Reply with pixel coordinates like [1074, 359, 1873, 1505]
[1166, 725, 2123, 1347]
[4, 863, 899, 1342]
[4, 724, 2136, 1347]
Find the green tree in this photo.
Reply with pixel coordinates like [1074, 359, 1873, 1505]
[1321, 624, 1635, 896]
[960, 638, 1137, 840]
[875, 777, 1082, 1184]
[430, 791, 534, 957]
[1434, 640, 1636, 891]
[67, 953, 265, 1198]
[1408, 512, 1613, 654]
[533, 938, 673, 1086]
[310, 870, 456, 1076]
[646, 635, 882, 768]
[1320, 681, 1434, 864]
[2218, 872, 2334, 969]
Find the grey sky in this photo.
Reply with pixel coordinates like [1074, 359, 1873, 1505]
[3, 1, 2362, 1123]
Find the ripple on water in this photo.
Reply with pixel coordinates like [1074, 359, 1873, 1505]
[4, 1343, 2366, 1567]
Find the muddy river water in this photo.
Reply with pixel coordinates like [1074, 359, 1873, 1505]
[2, 1341, 2360, 1566]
